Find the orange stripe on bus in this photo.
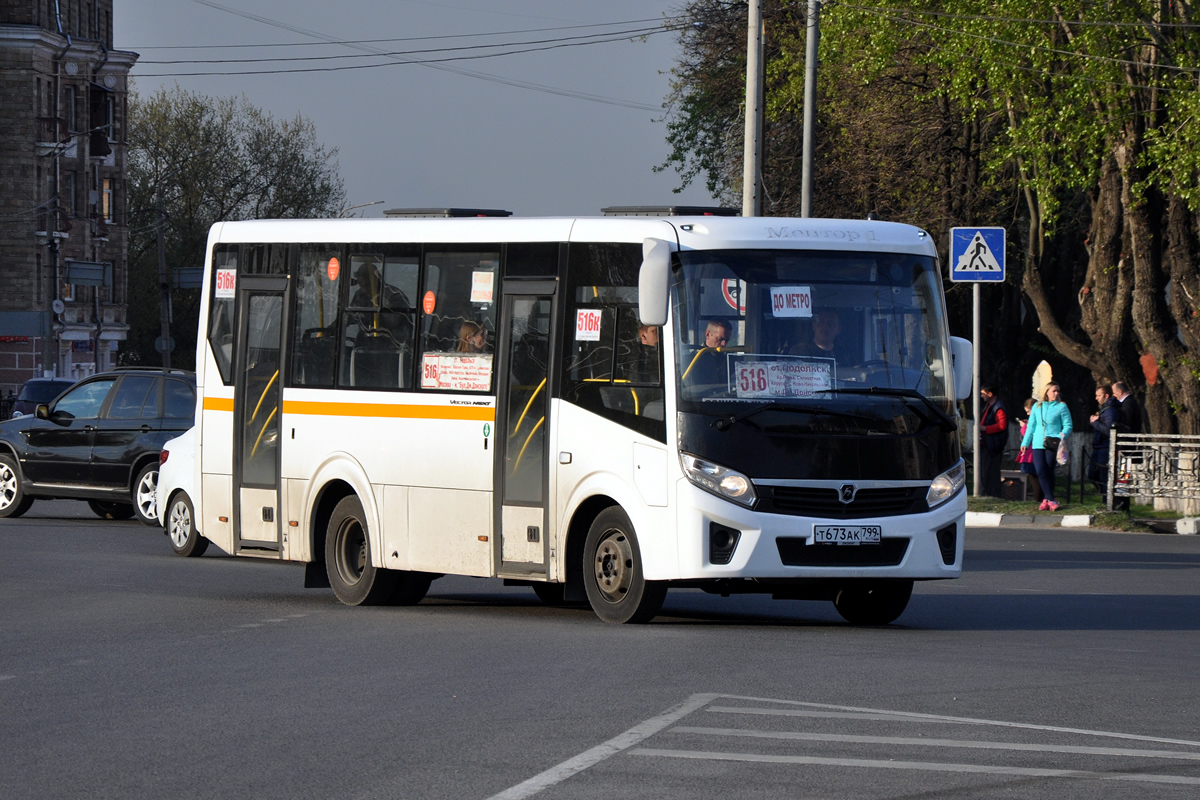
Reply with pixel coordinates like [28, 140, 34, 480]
[203, 396, 495, 421]
[284, 400, 495, 421]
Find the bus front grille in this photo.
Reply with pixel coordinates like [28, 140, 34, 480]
[759, 486, 925, 519]
[776, 537, 910, 567]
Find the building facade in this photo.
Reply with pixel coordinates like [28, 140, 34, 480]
[0, 1, 136, 394]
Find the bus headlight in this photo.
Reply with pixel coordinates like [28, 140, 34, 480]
[681, 453, 757, 507]
[926, 459, 966, 508]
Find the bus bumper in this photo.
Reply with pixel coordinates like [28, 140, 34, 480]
[669, 479, 965, 582]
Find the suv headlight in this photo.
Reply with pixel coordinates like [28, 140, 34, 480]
[927, 459, 966, 508]
[681, 453, 757, 507]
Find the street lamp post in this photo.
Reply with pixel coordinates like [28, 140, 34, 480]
[340, 200, 385, 218]
[801, 0, 821, 218]
[742, 0, 763, 218]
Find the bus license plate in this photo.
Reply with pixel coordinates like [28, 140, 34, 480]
[813, 525, 882, 545]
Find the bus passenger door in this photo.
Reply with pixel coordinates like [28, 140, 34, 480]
[232, 276, 288, 554]
[494, 283, 556, 578]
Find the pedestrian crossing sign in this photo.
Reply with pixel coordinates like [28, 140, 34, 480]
[949, 227, 1005, 282]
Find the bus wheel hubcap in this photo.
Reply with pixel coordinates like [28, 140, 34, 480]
[593, 529, 633, 603]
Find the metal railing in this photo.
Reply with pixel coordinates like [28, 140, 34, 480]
[1107, 432, 1200, 511]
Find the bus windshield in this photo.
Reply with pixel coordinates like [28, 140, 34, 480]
[671, 249, 952, 428]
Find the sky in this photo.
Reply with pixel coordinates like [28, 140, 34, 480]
[112, 0, 719, 217]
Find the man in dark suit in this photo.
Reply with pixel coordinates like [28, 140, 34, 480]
[1112, 381, 1142, 433]
[1111, 381, 1143, 510]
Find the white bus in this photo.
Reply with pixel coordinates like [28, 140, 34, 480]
[164, 210, 972, 624]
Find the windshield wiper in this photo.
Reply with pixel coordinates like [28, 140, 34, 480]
[712, 402, 874, 431]
[815, 386, 956, 431]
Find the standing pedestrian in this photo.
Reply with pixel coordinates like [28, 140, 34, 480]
[978, 384, 1008, 497]
[1015, 398, 1041, 503]
[1111, 381, 1143, 434]
[1020, 382, 1073, 512]
[1110, 381, 1143, 511]
[1088, 385, 1119, 496]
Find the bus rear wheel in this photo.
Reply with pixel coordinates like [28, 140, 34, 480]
[326, 495, 397, 606]
[833, 580, 913, 625]
[583, 506, 665, 624]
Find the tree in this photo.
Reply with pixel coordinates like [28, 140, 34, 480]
[125, 86, 346, 369]
[660, 2, 1200, 433]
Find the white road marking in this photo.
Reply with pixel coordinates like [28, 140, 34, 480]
[712, 696, 1200, 748]
[671, 726, 1200, 761]
[707, 706, 942, 724]
[483, 693, 1200, 798]
[483, 693, 719, 800]
[630, 748, 1200, 786]
[0, 675, 14, 681]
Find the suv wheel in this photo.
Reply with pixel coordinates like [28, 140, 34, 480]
[0, 454, 34, 518]
[132, 463, 159, 526]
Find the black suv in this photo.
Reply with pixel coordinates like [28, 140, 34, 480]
[0, 368, 196, 524]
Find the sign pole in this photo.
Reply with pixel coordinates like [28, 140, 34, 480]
[948, 226, 1006, 500]
[973, 283, 981, 497]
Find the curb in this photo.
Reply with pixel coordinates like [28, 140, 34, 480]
[966, 511, 1091, 528]
[966, 511, 1199, 533]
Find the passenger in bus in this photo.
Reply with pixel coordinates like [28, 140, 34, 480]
[457, 321, 489, 353]
[789, 309, 847, 361]
[630, 324, 660, 384]
[683, 319, 733, 390]
[704, 319, 732, 348]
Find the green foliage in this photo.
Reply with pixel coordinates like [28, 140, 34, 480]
[125, 86, 346, 368]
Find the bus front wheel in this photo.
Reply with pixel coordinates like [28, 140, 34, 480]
[583, 506, 666, 624]
[833, 580, 913, 625]
[326, 495, 397, 606]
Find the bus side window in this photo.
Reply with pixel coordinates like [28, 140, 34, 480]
[291, 245, 342, 388]
[418, 248, 498, 393]
[561, 243, 665, 441]
[338, 251, 419, 390]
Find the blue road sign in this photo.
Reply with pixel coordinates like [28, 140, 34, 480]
[950, 227, 1006, 282]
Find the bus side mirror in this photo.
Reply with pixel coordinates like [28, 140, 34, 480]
[35, 404, 50, 420]
[639, 238, 672, 327]
[949, 336, 973, 401]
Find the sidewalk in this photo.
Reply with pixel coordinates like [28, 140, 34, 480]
[965, 510, 1198, 533]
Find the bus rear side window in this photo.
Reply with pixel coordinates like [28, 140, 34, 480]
[207, 245, 237, 385]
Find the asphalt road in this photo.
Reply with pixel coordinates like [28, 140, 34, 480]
[3, 501, 1199, 799]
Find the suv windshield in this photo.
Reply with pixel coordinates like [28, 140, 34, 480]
[672, 248, 951, 433]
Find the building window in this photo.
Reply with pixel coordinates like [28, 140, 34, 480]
[64, 86, 76, 133]
[104, 95, 115, 140]
[102, 178, 113, 222]
[64, 172, 76, 217]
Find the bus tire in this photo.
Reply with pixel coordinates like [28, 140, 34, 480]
[88, 500, 136, 520]
[326, 495, 397, 606]
[132, 463, 160, 526]
[166, 492, 209, 557]
[833, 580, 913, 625]
[0, 454, 33, 518]
[583, 506, 666, 624]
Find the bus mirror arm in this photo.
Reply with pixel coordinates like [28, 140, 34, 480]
[638, 238, 672, 327]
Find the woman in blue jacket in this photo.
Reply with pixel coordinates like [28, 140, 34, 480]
[1020, 382, 1074, 511]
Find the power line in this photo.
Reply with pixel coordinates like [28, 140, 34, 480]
[177, 0, 672, 110]
[129, 17, 685, 50]
[138, 25, 674, 65]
